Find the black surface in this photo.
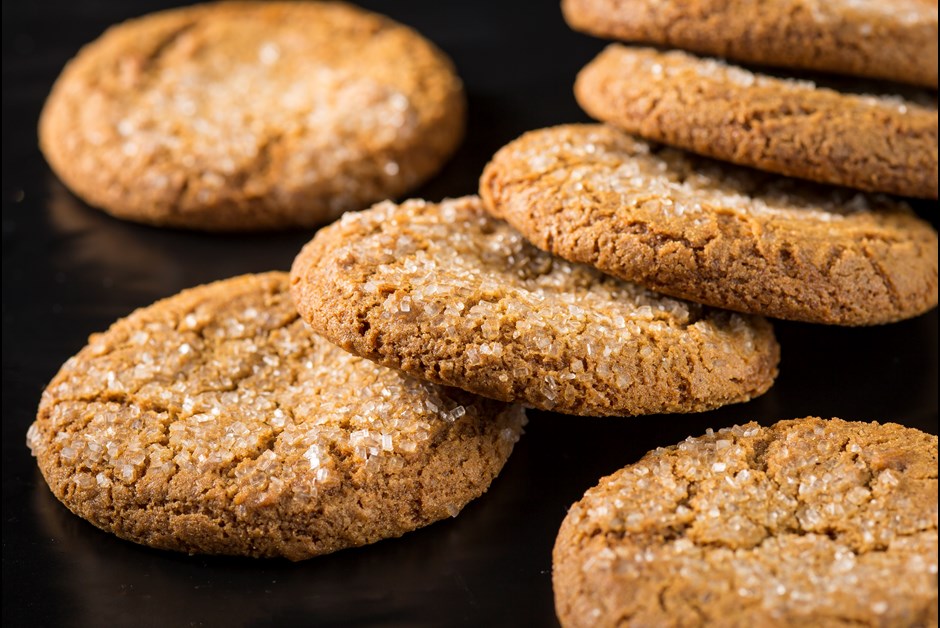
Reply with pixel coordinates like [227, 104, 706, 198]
[2, 2, 937, 627]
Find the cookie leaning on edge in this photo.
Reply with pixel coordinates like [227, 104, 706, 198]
[39, 2, 465, 230]
[562, 0, 939, 88]
[481, 124, 939, 326]
[27, 273, 525, 560]
[576, 45, 939, 198]
[553, 417, 939, 627]
[290, 196, 779, 417]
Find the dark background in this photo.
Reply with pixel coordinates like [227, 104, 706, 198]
[2, 2, 937, 626]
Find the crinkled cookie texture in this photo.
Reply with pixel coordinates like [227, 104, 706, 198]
[562, 0, 939, 88]
[575, 46, 939, 198]
[481, 125, 939, 325]
[553, 417, 939, 628]
[38, 1, 465, 230]
[290, 196, 779, 417]
[28, 273, 525, 560]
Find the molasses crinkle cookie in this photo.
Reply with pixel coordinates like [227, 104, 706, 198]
[39, 2, 466, 230]
[28, 273, 524, 559]
[554, 417, 939, 627]
[562, 0, 939, 88]
[290, 196, 779, 417]
[575, 45, 939, 198]
[481, 125, 939, 325]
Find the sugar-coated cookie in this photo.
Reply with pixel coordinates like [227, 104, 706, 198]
[554, 417, 939, 627]
[481, 125, 939, 325]
[28, 273, 524, 559]
[576, 45, 938, 198]
[562, 0, 939, 88]
[290, 196, 779, 417]
[39, 2, 465, 230]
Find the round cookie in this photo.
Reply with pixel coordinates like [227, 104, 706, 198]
[290, 196, 779, 417]
[553, 417, 939, 627]
[38, 2, 466, 230]
[480, 124, 939, 326]
[575, 45, 939, 198]
[27, 273, 525, 560]
[562, 0, 939, 88]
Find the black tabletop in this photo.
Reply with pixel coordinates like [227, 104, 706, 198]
[2, 2, 937, 627]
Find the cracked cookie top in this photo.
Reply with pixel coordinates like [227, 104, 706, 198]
[574, 45, 938, 198]
[553, 417, 939, 627]
[28, 273, 525, 560]
[290, 196, 779, 417]
[481, 124, 939, 325]
[38, 2, 465, 230]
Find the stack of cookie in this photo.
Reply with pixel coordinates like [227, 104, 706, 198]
[28, 0, 939, 623]
[563, 0, 938, 195]
[526, 1, 938, 624]
[481, 0, 938, 328]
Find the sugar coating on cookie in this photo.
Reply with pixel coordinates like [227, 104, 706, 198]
[575, 45, 939, 198]
[562, 0, 939, 88]
[553, 417, 939, 627]
[28, 273, 525, 559]
[290, 196, 779, 417]
[481, 124, 939, 325]
[38, 2, 465, 230]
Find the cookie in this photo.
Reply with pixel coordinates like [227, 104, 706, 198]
[27, 273, 525, 560]
[562, 0, 939, 88]
[38, 2, 465, 230]
[553, 417, 939, 627]
[289, 196, 779, 417]
[575, 46, 939, 198]
[480, 124, 939, 325]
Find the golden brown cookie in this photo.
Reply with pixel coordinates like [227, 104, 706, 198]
[553, 417, 939, 627]
[38, 2, 465, 230]
[562, 0, 939, 88]
[481, 125, 939, 326]
[575, 45, 939, 198]
[27, 273, 525, 560]
[290, 196, 779, 417]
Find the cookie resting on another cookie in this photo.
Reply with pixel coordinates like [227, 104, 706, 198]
[290, 196, 779, 417]
[576, 45, 939, 198]
[481, 124, 939, 325]
[38, 1, 466, 230]
[553, 417, 939, 627]
[562, 0, 939, 88]
[28, 273, 525, 560]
